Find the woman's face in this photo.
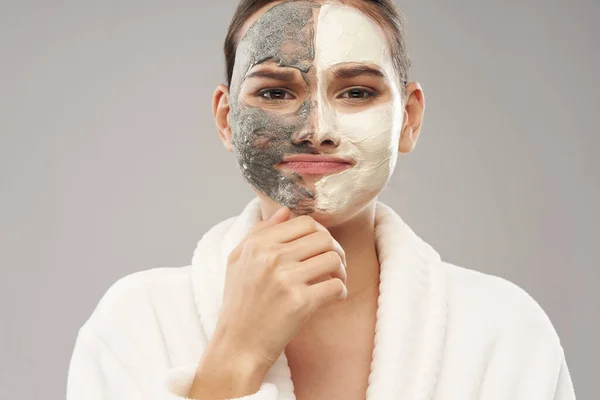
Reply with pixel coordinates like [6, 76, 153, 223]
[228, 0, 404, 220]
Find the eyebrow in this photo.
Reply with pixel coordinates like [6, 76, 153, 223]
[332, 65, 385, 79]
[245, 70, 297, 81]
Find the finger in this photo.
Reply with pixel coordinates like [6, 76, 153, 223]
[244, 206, 291, 240]
[306, 278, 347, 308]
[231, 206, 290, 260]
[259, 206, 291, 231]
[258, 215, 322, 244]
[294, 251, 347, 285]
[280, 230, 346, 267]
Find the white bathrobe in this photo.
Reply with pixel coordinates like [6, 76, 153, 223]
[66, 197, 576, 399]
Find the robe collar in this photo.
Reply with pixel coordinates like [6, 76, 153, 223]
[190, 197, 448, 400]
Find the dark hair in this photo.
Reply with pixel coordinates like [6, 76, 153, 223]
[223, 0, 411, 98]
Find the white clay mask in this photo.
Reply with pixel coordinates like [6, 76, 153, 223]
[313, 3, 403, 215]
[229, 1, 404, 217]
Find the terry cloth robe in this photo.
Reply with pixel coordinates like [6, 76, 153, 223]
[66, 197, 576, 399]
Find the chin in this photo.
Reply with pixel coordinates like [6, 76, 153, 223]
[313, 200, 377, 228]
[259, 193, 373, 229]
[291, 207, 343, 227]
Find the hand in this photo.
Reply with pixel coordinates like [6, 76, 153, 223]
[213, 206, 347, 371]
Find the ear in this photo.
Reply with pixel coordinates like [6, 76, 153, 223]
[213, 84, 234, 152]
[398, 82, 425, 154]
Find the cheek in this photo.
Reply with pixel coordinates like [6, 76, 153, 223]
[231, 105, 299, 155]
[336, 104, 400, 162]
[313, 105, 401, 213]
[228, 102, 317, 213]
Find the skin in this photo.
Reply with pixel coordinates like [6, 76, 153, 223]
[213, 0, 424, 321]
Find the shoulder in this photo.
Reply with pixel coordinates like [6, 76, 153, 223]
[439, 261, 562, 346]
[72, 266, 209, 375]
[433, 262, 573, 397]
[78, 215, 240, 341]
[80, 266, 200, 340]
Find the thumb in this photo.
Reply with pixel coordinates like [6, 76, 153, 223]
[248, 206, 290, 236]
[260, 206, 290, 229]
[229, 206, 290, 263]
[269, 206, 291, 223]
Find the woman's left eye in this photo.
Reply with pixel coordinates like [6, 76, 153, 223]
[339, 88, 376, 100]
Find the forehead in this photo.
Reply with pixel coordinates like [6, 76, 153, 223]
[235, 1, 392, 73]
[236, 1, 317, 73]
[316, 3, 391, 68]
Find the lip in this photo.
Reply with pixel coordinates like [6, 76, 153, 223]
[277, 154, 354, 175]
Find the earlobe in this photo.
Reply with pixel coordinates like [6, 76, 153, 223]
[213, 84, 234, 153]
[398, 125, 415, 153]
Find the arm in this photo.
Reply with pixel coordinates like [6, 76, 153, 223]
[67, 327, 281, 400]
[187, 331, 273, 399]
[552, 350, 576, 400]
[66, 328, 147, 400]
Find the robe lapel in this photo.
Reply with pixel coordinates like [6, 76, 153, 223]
[191, 197, 448, 400]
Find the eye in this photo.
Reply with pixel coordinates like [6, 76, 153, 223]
[257, 88, 295, 101]
[338, 87, 377, 101]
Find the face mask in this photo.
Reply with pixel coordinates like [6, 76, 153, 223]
[229, 1, 403, 217]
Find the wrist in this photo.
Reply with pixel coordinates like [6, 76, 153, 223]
[205, 327, 273, 383]
[190, 335, 270, 398]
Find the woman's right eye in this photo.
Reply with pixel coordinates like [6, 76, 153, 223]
[257, 89, 295, 101]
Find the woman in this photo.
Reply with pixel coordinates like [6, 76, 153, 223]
[66, 1, 576, 399]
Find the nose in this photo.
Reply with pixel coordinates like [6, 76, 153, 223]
[292, 130, 339, 150]
[291, 99, 339, 151]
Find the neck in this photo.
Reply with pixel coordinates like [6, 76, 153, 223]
[326, 201, 380, 306]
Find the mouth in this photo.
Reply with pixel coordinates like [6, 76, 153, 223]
[276, 154, 355, 176]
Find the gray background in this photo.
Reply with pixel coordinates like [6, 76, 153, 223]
[1, 0, 597, 398]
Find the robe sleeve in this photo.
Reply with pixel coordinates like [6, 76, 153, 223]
[66, 327, 282, 400]
[552, 350, 576, 400]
